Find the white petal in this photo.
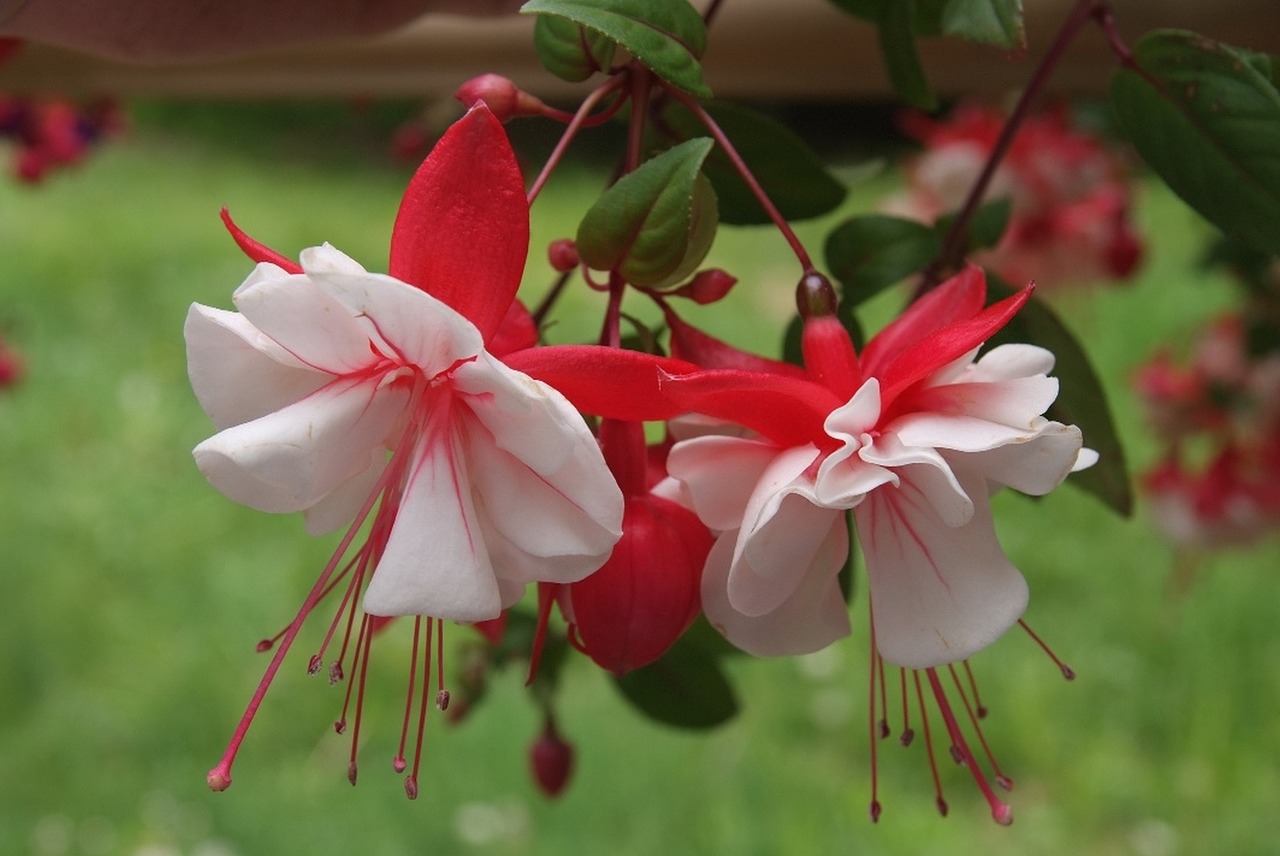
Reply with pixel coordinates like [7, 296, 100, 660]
[858, 437, 972, 527]
[971, 343, 1056, 380]
[185, 303, 326, 430]
[454, 353, 595, 479]
[667, 436, 806, 532]
[461, 406, 621, 577]
[855, 468, 1028, 668]
[308, 262, 483, 376]
[906, 375, 1059, 430]
[232, 263, 381, 375]
[947, 421, 1084, 495]
[702, 522, 851, 656]
[362, 405, 501, 621]
[302, 448, 388, 535]
[193, 375, 407, 513]
[727, 449, 839, 617]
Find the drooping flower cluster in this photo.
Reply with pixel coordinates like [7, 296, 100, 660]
[188, 90, 1095, 823]
[882, 102, 1143, 289]
[1135, 314, 1280, 547]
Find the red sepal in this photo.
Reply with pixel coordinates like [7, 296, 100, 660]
[504, 346, 699, 422]
[220, 208, 302, 274]
[389, 105, 528, 343]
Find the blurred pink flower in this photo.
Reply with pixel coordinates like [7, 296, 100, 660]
[883, 103, 1144, 288]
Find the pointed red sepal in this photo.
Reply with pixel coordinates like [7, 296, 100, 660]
[878, 283, 1034, 414]
[504, 345, 699, 422]
[487, 299, 539, 357]
[220, 207, 302, 274]
[599, 419, 649, 498]
[660, 369, 842, 449]
[860, 264, 987, 380]
[525, 582, 560, 686]
[389, 105, 529, 343]
[802, 315, 861, 401]
[664, 304, 807, 378]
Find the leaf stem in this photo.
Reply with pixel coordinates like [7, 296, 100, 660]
[661, 84, 816, 273]
[526, 73, 629, 207]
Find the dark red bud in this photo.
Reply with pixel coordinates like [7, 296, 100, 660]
[796, 270, 838, 319]
[529, 721, 574, 798]
[548, 238, 580, 273]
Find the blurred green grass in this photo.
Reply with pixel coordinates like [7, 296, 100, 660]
[1, 101, 1277, 856]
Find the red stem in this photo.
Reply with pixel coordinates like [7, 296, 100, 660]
[916, 0, 1102, 297]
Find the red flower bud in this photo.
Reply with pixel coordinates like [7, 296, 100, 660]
[673, 268, 736, 305]
[455, 74, 550, 123]
[529, 719, 574, 798]
[548, 238, 580, 273]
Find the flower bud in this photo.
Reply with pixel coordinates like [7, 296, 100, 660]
[673, 268, 737, 305]
[455, 74, 550, 123]
[548, 238, 580, 273]
[529, 719, 574, 798]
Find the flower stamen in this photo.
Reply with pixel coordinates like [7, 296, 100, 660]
[1019, 618, 1076, 680]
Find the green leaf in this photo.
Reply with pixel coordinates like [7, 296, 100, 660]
[988, 280, 1132, 516]
[878, 0, 937, 110]
[824, 214, 942, 306]
[657, 101, 847, 225]
[938, 0, 1025, 50]
[532, 14, 617, 82]
[577, 138, 719, 288]
[1110, 29, 1280, 257]
[521, 0, 711, 97]
[613, 628, 739, 729]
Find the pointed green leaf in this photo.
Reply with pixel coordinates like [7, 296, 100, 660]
[879, 0, 937, 110]
[577, 138, 719, 288]
[988, 280, 1132, 517]
[532, 14, 617, 82]
[521, 0, 711, 97]
[938, 0, 1025, 50]
[657, 101, 847, 225]
[824, 214, 943, 306]
[1110, 30, 1280, 256]
[613, 629, 739, 729]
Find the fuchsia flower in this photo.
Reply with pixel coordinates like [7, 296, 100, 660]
[656, 267, 1093, 821]
[883, 103, 1143, 288]
[187, 106, 624, 795]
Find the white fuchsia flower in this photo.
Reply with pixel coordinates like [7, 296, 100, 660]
[188, 106, 623, 796]
[657, 266, 1093, 822]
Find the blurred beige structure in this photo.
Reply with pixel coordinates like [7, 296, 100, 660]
[0, 0, 1277, 99]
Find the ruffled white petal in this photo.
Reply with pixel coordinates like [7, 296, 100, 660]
[193, 374, 407, 513]
[727, 448, 838, 617]
[307, 256, 483, 377]
[702, 520, 851, 656]
[232, 261, 385, 375]
[667, 436, 806, 533]
[185, 303, 325, 430]
[461, 406, 620, 579]
[855, 466, 1028, 668]
[362, 403, 501, 621]
[945, 421, 1084, 495]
